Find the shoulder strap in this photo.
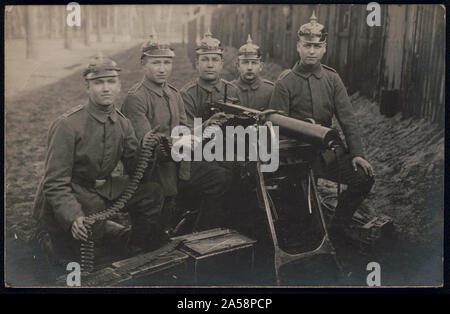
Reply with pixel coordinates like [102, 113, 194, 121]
[62, 104, 84, 118]
[127, 81, 143, 94]
[263, 79, 275, 86]
[278, 69, 292, 81]
[322, 64, 337, 73]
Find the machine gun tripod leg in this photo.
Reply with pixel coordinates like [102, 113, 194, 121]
[256, 161, 343, 285]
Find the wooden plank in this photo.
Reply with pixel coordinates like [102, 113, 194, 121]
[414, 5, 425, 118]
[171, 228, 233, 242]
[430, 5, 444, 123]
[402, 5, 417, 118]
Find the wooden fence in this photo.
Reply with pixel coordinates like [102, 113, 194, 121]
[187, 4, 445, 125]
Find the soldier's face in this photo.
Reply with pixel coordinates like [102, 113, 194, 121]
[196, 54, 223, 81]
[87, 77, 121, 106]
[142, 57, 173, 85]
[297, 40, 326, 65]
[237, 59, 262, 81]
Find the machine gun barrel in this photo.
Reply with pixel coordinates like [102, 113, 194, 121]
[211, 100, 341, 149]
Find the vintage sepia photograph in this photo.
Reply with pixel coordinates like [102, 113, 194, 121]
[4, 3, 445, 288]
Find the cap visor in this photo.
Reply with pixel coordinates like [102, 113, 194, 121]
[85, 71, 120, 80]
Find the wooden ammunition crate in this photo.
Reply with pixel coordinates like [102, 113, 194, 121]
[173, 228, 257, 286]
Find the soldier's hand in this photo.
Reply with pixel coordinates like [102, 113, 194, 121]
[71, 216, 89, 242]
[352, 157, 374, 177]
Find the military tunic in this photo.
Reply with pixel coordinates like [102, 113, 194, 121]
[122, 78, 189, 196]
[269, 61, 374, 224]
[180, 78, 240, 127]
[269, 61, 364, 158]
[33, 101, 138, 232]
[33, 101, 165, 254]
[231, 77, 274, 111]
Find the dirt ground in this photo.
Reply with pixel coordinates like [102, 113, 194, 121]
[5, 43, 444, 287]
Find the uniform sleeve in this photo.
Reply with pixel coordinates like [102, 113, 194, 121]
[180, 89, 197, 128]
[228, 84, 242, 104]
[122, 93, 151, 141]
[43, 119, 84, 232]
[268, 81, 290, 114]
[333, 74, 365, 158]
[176, 93, 189, 128]
[121, 118, 140, 175]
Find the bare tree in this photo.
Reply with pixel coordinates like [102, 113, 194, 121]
[64, 6, 73, 49]
[46, 5, 53, 39]
[96, 5, 102, 43]
[83, 5, 90, 46]
[25, 6, 39, 59]
[112, 5, 118, 43]
[166, 5, 173, 38]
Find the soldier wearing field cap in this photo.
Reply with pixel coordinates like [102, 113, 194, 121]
[33, 55, 166, 263]
[268, 12, 375, 242]
[180, 30, 240, 127]
[122, 29, 231, 232]
[231, 34, 274, 111]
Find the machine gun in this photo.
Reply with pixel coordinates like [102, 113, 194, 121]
[205, 97, 345, 284]
[208, 99, 341, 150]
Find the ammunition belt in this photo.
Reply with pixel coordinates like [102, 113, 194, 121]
[80, 131, 172, 275]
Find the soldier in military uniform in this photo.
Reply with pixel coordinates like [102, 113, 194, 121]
[33, 56, 166, 263]
[231, 35, 274, 111]
[121, 31, 231, 232]
[180, 31, 241, 127]
[268, 12, 375, 241]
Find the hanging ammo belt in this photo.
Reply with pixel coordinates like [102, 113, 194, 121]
[80, 131, 172, 275]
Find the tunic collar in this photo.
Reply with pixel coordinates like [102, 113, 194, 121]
[86, 99, 117, 123]
[142, 77, 170, 97]
[292, 61, 323, 79]
[236, 77, 261, 91]
[197, 78, 222, 93]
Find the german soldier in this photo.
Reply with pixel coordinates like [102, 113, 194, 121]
[180, 30, 241, 127]
[268, 12, 375, 241]
[33, 56, 166, 264]
[121, 30, 231, 232]
[231, 34, 274, 111]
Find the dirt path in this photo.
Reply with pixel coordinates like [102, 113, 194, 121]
[5, 44, 444, 287]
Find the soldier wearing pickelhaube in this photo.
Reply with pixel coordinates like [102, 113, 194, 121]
[122, 28, 188, 198]
[268, 12, 375, 242]
[178, 30, 237, 230]
[180, 30, 240, 127]
[33, 55, 166, 263]
[122, 29, 231, 232]
[231, 34, 274, 111]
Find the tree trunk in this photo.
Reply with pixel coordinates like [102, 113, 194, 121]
[112, 5, 118, 43]
[96, 5, 102, 43]
[64, 5, 73, 50]
[83, 5, 90, 46]
[166, 5, 173, 39]
[25, 6, 39, 59]
[47, 5, 53, 39]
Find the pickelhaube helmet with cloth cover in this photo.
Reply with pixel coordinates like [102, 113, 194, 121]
[83, 52, 121, 80]
[196, 29, 223, 55]
[297, 10, 328, 43]
[238, 34, 262, 60]
[141, 25, 175, 59]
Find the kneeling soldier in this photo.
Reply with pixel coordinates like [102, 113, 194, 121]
[232, 35, 274, 111]
[33, 56, 166, 264]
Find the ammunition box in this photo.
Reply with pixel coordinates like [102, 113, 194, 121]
[175, 228, 257, 285]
